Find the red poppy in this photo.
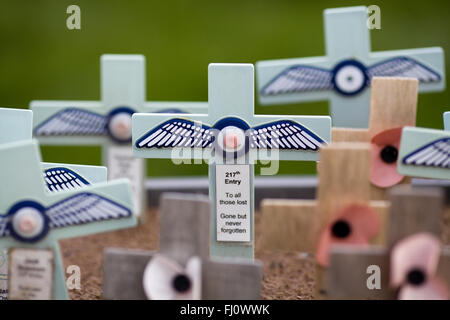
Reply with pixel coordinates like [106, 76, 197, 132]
[370, 127, 404, 188]
[316, 204, 380, 267]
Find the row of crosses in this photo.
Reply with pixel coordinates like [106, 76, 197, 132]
[1, 5, 448, 300]
[31, 54, 209, 216]
[0, 107, 137, 300]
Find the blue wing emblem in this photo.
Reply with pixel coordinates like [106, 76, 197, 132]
[43, 167, 90, 192]
[34, 108, 108, 136]
[46, 192, 132, 228]
[367, 57, 441, 82]
[402, 138, 450, 168]
[249, 120, 325, 150]
[261, 66, 333, 96]
[135, 118, 215, 149]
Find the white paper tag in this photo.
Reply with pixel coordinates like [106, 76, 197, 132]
[108, 146, 144, 216]
[9, 248, 54, 300]
[0, 249, 7, 300]
[215, 164, 251, 242]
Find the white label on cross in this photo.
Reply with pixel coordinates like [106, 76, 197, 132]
[108, 146, 144, 215]
[8, 248, 54, 300]
[215, 164, 251, 242]
[0, 249, 7, 300]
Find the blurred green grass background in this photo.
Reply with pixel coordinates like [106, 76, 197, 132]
[1, 0, 449, 177]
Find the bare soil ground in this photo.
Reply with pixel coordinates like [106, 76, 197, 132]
[61, 207, 450, 300]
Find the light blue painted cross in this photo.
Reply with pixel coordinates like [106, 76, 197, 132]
[256, 6, 445, 128]
[132, 63, 331, 259]
[0, 107, 107, 193]
[31, 54, 208, 216]
[398, 117, 450, 180]
[443, 112, 450, 131]
[0, 139, 136, 300]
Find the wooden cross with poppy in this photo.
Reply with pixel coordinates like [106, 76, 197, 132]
[260, 142, 389, 298]
[327, 186, 449, 299]
[331, 77, 419, 200]
[102, 193, 262, 300]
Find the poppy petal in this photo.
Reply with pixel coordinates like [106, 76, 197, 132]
[143, 254, 200, 300]
[370, 127, 404, 188]
[316, 204, 380, 267]
[390, 233, 441, 288]
[398, 278, 449, 300]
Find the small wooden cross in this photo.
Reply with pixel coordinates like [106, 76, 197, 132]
[0, 140, 137, 300]
[327, 186, 449, 299]
[260, 142, 389, 298]
[102, 193, 262, 300]
[332, 77, 419, 200]
[398, 126, 450, 180]
[132, 63, 331, 259]
[256, 5, 444, 128]
[31, 54, 209, 216]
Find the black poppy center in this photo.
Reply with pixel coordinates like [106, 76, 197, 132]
[406, 268, 427, 286]
[331, 220, 351, 238]
[380, 145, 398, 164]
[172, 273, 191, 293]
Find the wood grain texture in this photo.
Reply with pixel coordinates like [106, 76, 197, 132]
[159, 193, 210, 265]
[368, 77, 418, 138]
[314, 143, 372, 244]
[260, 199, 316, 252]
[437, 247, 450, 288]
[260, 199, 388, 252]
[326, 246, 394, 299]
[332, 128, 369, 143]
[386, 185, 444, 248]
[203, 258, 263, 300]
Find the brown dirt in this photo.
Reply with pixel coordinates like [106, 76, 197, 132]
[61, 207, 450, 300]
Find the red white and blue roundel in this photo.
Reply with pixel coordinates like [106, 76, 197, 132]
[0, 193, 132, 243]
[135, 117, 326, 156]
[43, 167, 90, 192]
[34, 107, 187, 144]
[261, 57, 441, 97]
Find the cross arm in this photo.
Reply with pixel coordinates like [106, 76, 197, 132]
[43, 179, 137, 241]
[256, 56, 333, 105]
[202, 257, 263, 300]
[102, 247, 154, 300]
[260, 199, 317, 252]
[398, 126, 450, 180]
[368, 47, 445, 93]
[41, 162, 107, 186]
[30, 100, 109, 145]
[327, 245, 394, 299]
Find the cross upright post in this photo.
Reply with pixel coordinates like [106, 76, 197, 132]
[132, 63, 331, 259]
[256, 6, 445, 128]
[31, 54, 209, 216]
[398, 125, 450, 180]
